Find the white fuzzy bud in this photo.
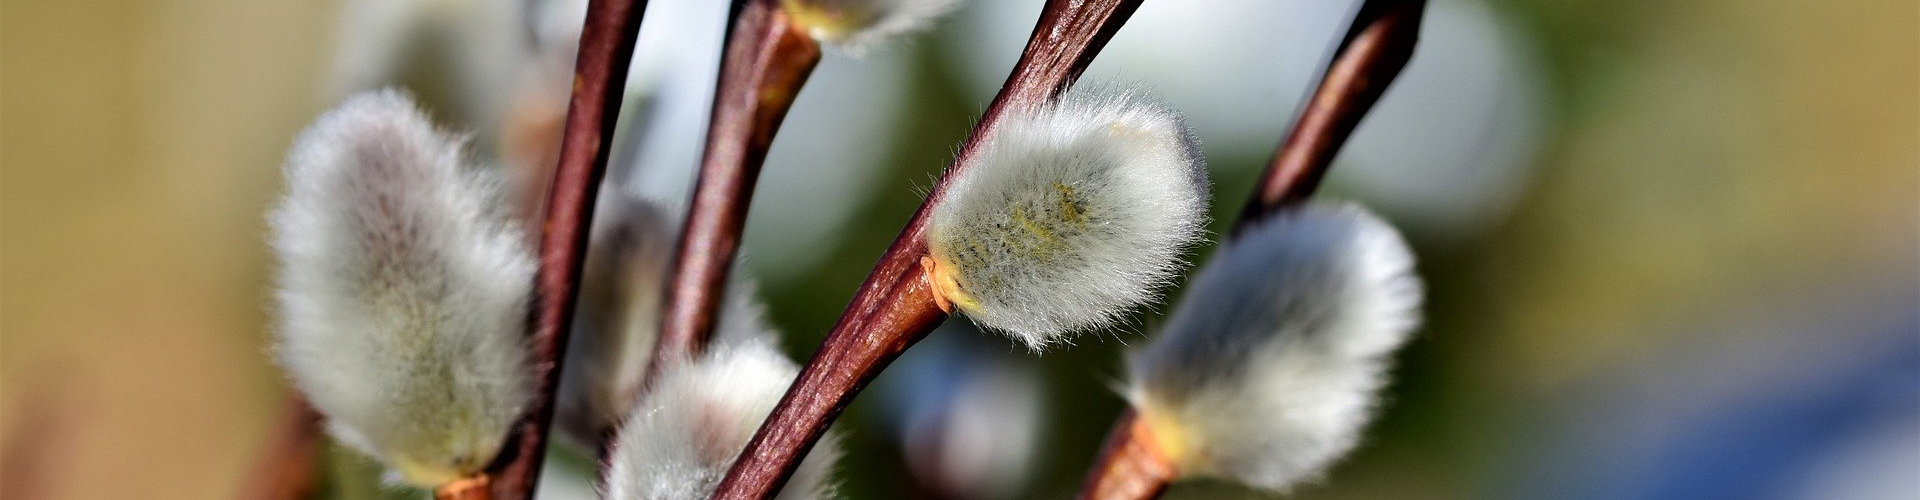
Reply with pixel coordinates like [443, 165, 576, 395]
[555, 192, 779, 448]
[925, 87, 1210, 349]
[782, 0, 960, 52]
[270, 90, 535, 486]
[1127, 202, 1422, 492]
[605, 339, 840, 500]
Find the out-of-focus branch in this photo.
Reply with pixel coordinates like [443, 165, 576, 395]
[652, 0, 821, 379]
[1242, 0, 1427, 223]
[705, 1, 1145, 499]
[234, 396, 323, 500]
[1073, 410, 1176, 500]
[487, 0, 650, 498]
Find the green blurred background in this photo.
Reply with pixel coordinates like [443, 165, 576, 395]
[2, 0, 1914, 499]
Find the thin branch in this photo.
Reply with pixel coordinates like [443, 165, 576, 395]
[234, 395, 323, 500]
[1073, 410, 1177, 500]
[486, 0, 650, 498]
[1242, 0, 1427, 223]
[652, 0, 822, 380]
[1077, 2, 1427, 498]
[707, 1, 1145, 498]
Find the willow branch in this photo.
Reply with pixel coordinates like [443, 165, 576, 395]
[706, 1, 1145, 498]
[1074, 410, 1177, 500]
[652, 0, 821, 380]
[1075, 2, 1426, 498]
[1242, 0, 1426, 223]
[486, 0, 649, 498]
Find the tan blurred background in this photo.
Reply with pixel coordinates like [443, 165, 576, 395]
[2, 0, 1914, 499]
[4, 2, 335, 499]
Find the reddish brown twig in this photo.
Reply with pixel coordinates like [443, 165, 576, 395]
[707, 1, 1144, 498]
[652, 0, 821, 379]
[1242, 0, 1426, 223]
[1077, 2, 1426, 498]
[233, 395, 324, 500]
[1074, 410, 1177, 500]
[486, 0, 650, 498]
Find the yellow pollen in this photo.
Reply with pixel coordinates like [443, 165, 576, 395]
[781, 0, 871, 42]
[1135, 404, 1195, 468]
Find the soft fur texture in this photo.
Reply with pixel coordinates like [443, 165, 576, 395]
[927, 87, 1209, 349]
[555, 192, 775, 449]
[1128, 203, 1422, 492]
[604, 339, 840, 500]
[782, 0, 960, 52]
[271, 90, 535, 486]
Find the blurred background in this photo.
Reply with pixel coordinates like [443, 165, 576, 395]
[2, 0, 1914, 498]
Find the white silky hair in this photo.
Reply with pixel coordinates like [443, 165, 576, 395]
[555, 191, 777, 449]
[782, 0, 961, 52]
[927, 86, 1210, 350]
[1128, 202, 1422, 493]
[604, 339, 840, 500]
[270, 90, 534, 486]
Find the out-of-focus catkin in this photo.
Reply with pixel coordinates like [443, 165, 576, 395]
[270, 90, 535, 486]
[1128, 203, 1423, 492]
[604, 339, 841, 500]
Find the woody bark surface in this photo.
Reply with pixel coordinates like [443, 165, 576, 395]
[1077, 1, 1426, 498]
[706, 1, 1145, 498]
[653, 0, 821, 378]
[488, 0, 649, 497]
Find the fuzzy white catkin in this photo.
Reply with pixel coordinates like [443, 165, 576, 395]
[1128, 202, 1422, 493]
[926, 87, 1210, 349]
[604, 339, 840, 500]
[782, 0, 961, 52]
[555, 192, 778, 449]
[271, 90, 535, 486]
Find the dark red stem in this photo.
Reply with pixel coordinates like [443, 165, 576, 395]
[653, 0, 821, 379]
[487, 0, 648, 497]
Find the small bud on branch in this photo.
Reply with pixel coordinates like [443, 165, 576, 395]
[607, 340, 842, 500]
[926, 88, 1208, 348]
